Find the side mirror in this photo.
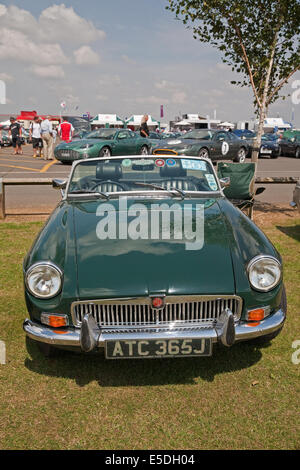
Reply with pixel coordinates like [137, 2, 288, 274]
[219, 177, 230, 188]
[52, 179, 67, 190]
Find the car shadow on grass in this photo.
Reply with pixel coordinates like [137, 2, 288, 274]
[276, 224, 300, 242]
[24, 338, 264, 387]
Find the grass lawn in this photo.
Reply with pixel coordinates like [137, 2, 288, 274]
[0, 214, 299, 450]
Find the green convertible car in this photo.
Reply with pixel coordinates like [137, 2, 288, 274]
[152, 129, 249, 163]
[54, 128, 152, 163]
[23, 155, 286, 359]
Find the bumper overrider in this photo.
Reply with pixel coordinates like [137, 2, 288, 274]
[23, 307, 286, 354]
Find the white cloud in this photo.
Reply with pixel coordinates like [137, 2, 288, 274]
[0, 5, 37, 36]
[74, 46, 100, 66]
[30, 65, 65, 79]
[39, 4, 106, 44]
[0, 28, 68, 65]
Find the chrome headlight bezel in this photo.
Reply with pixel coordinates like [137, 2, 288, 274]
[247, 255, 282, 292]
[25, 262, 63, 299]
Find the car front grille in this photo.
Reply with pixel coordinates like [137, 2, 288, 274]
[55, 149, 80, 160]
[153, 149, 178, 155]
[71, 295, 242, 328]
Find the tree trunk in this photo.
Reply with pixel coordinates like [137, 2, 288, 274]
[251, 106, 266, 163]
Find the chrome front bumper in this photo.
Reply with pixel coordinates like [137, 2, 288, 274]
[23, 308, 286, 352]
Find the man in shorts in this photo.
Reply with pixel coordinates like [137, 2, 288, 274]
[8, 117, 22, 155]
[29, 116, 43, 158]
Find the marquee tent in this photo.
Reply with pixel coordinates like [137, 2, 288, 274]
[91, 114, 124, 126]
[125, 115, 159, 128]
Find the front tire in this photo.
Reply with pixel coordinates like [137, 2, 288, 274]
[198, 147, 209, 159]
[140, 145, 149, 155]
[234, 147, 246, 163]
[99, 147, 111, 158]
[295, 147, 300, 159]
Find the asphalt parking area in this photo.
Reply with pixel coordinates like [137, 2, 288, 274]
[0, 144, 299, 213]
[0, 143, 69, 179]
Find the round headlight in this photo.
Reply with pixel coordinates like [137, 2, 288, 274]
[247, 256, 281, 292]
[26, 263, 62, 299]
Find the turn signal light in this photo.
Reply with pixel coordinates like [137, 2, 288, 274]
[41, 313, 68, 328]
[248, 308, 265, 322]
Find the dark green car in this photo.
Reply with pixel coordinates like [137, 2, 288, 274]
[152, 129, 249, 163]
[23, 155, 286, 359]
[54, 128, 151, 163]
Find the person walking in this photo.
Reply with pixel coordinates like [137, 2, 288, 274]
[140, 114, 150, 138]
[58, 117, 74, 143]
[8, 117, 22, 155]
[40, 115, 54, 160]
[29, 116, 43, 158]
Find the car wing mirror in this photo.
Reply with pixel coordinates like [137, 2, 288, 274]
[52, 178, 67, 197]
[52, 178, 67, 189]
[219, 177, 230, 188]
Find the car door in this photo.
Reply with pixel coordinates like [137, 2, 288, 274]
[212, 132, 232, 160]
[114, 130, 136, 155]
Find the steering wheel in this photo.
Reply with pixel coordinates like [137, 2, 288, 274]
[89, 180, 127, 192]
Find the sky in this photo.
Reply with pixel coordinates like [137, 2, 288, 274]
[0, 0, 299, 126]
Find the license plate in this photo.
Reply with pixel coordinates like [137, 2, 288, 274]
[261, 148, 272, 154]
[105, 338, 212, 359]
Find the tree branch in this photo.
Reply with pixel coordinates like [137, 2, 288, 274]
[228, 17, 262, 108]
[267, 64, 300, 105]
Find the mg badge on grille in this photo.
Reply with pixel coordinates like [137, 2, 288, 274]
[150, 296, 165, 310]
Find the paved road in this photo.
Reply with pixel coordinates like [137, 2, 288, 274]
[0, 143, 299, 214]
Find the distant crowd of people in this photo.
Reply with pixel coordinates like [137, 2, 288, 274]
[0, 116, 75, 160]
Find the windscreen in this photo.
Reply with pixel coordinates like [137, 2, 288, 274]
[68, 157, 219, 194]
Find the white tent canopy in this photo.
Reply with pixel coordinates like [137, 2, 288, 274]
[174, 120, 191, 126]
[91, 114, 124, 126]
[126, 115, 159, 127]
[218, 121, 235, 128]
[263, 118, 292, 129]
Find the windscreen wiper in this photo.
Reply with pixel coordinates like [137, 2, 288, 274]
[130, 182, 186, 199]
[68, 190, 110, 200]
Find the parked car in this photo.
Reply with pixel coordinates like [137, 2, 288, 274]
[259, 134, 280, 158]
[232, 129, 256, 157]
[152, 129, 249, 163]
[23, 155, 286, 358]
[54, 128, 152, 163]
[279, 134, 300, 158]
[0, 129, 12, 146]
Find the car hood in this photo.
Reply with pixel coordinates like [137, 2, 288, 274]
[153, 138, 208, 149]
[260, 141, 278, 148]
[72, 197, 236, 299]
[57, 138, 108, 149]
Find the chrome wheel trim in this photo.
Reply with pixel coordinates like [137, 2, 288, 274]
[198, 148, 209, 158]
[140, 145, 149, 155]
[238, 148, 246, 163]
[100, 147, 111, 158]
